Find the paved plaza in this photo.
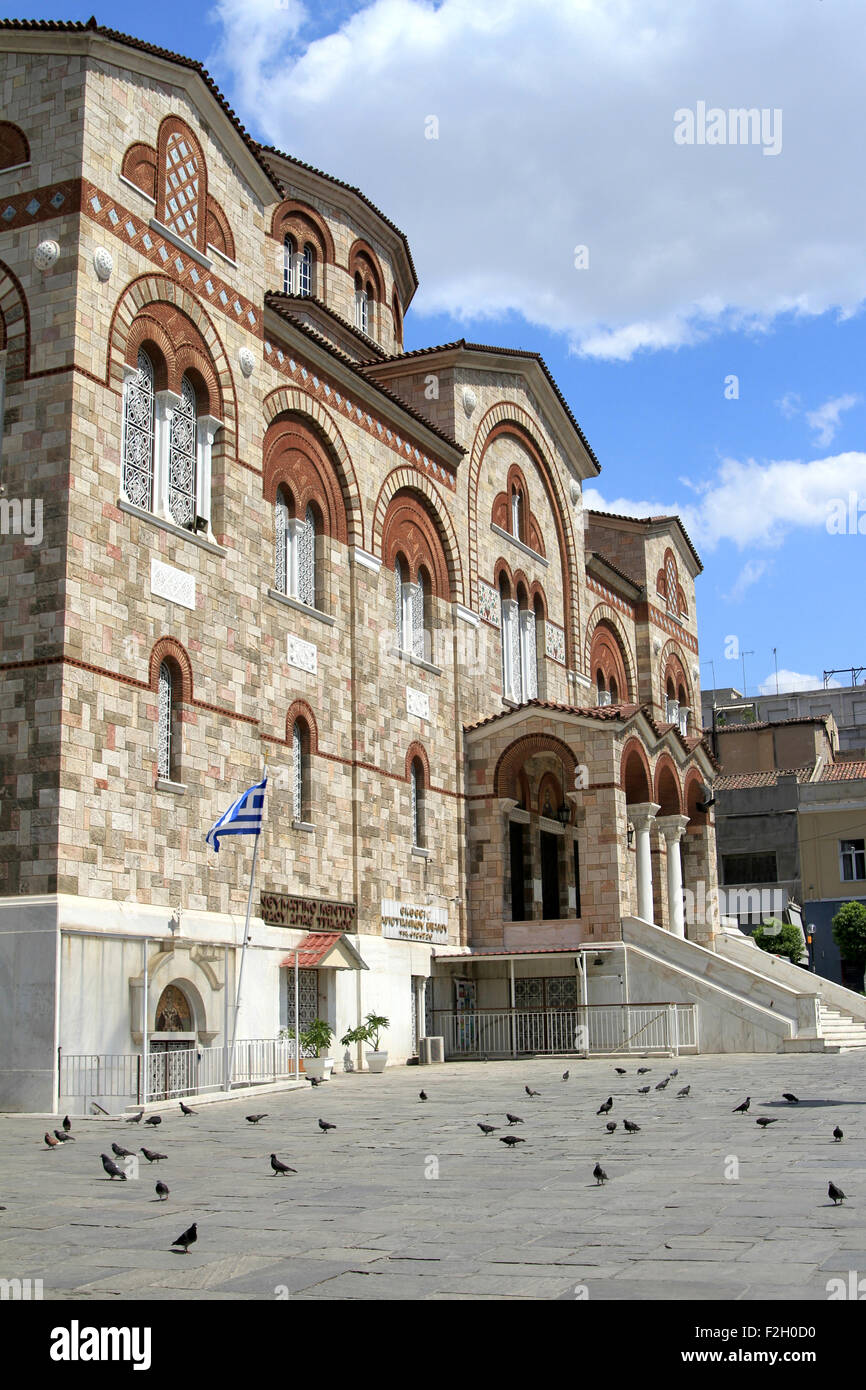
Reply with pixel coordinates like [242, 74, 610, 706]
[1, 1052, 865, 1301]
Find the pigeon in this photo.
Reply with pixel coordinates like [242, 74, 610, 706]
[637, 1068, 651, 1075]
[477, 1123, 499, 1135]
[54, 1129, 74, 1143]
[499, 1135, 525, 1147]
[783, 1093, 799, 1105]
[308, 1075, 323, 1087]
[126, 1110, 144, 1124]
[179, 1102, 196, 1116]
[318, 1118, 336, 1133]
[597, 1097, 613, 1115]
[593, 1163, 608, 1185]
[638, 1085, 650, 1095]
[677, 1086, 691, 1098]
[561, 1071, 569, 1081]
[44, 1131, 59, 1148]
[62, 1115, 71, 1132]
[525, 1086, 540, 1097]
[419, 1091, 428, 1102]
[669, 1069, 679, 1078]
[111, 1142, 135, 1158]
[144, 1115, 162, 1127]
[605, 1121, 617, 1133]
[141, 1147, 167, 1163]
[828, 1181, 846, 1206]
[101, 1152, 127, 1181]
[270, 1153, 297, 1175]
[155, 1181, 169, 1201]
[732, 1097, 750, 1114]
[171, 1221, 197, 1254]
[623, 1120, 641, 1134]
[833, 1126, 844, 1142]
[615, 1067, 627, 1076]
[756, 1117, 778, 1128]
[246, 1114, 268, 1125]
[655, 1078, 670, 1091]
[506, 1113, 524, 1126]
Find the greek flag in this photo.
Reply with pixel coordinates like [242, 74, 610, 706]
[206, 776, 267, 853]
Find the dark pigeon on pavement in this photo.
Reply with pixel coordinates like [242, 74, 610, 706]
[638, 1085, 650, 1095]
[246, 1114, 268, 1125]
[756, 1117, 778, 1128]
[62, 1115, 71, 1132]
[732, 1097, 750, 1114]
[562, 1071, 569, 1081]
[141, 1147, 167, 1163]
[54, 1130, 74, 1143]
[179, 1102, 196, 1116]
[126, 1110, 144, 1124]
[506, 1113, 524, 1125]
[111, 1142, 134, 1158]
[828, 1181, 846, 1205]
[270, 1153, 297, 1175]
[525, 1086, 540, 1097]
[833, 1126, 844, 1142]
[477, 1123, 499, 1135]
[623, 1120, 641, 1134]
[318, 1118, 337, 1133]
[593, 1163, 609, 1185]
[171, 1222, 197, 1253]
[144, 1115, 162, 1127]
[44, 1132, 59, 1148]
[677, 1086, 691, 1098]
[500, 1135, 525, 1147]
[101, 1153, 127, 1181]
[783, 1093, 799, 1104]
[155, 1181, 169, 1201]
[606, 1121, 617, 1133]
[597, 1097, 613, 1115]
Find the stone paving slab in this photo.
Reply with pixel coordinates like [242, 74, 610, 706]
[1, 1051, 865, 1300]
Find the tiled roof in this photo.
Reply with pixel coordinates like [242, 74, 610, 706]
[365, 340, 602, 475]
[267, 291, 387, 361]
[279, 933, 344, 969]
[1, 17, 282, 195]
[819, 761, 866, 782]
[714, 766, 814, 791]
[463, 699, 641, 733]
[258, 145, 419, 294]
[716, 715, 832, 732]
[585, 509, 702, 574]
[264, 293, 464, 455]
[588, 550, 644, 592]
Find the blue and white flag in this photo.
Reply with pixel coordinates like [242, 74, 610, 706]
[206, 776, 267, 853]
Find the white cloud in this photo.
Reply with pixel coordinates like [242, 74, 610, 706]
[585, 449, 866, 551]
[757, 669, 840, 695]
[805, 394, 861, 447]
[724, 559, 768, 602]
[208, 0, 866, 359]
[776, 391, 801, 419]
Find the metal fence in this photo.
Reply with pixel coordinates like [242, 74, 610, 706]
[432, 1003, 698, 1059]
[58, 1038, 305, 1114]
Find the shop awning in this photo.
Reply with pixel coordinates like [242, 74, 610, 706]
[280, 932, 368, 970]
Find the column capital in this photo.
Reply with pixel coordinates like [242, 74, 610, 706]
[656, 813, 690, 843]
[627, 801, 661, 831]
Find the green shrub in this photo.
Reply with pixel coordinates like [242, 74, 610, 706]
[752, 920, 805, 963]
[832, 901, 866, 965]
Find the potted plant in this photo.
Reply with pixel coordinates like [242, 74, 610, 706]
[340, 1012, 390, 1073]
[286, 1019, 334, 1080]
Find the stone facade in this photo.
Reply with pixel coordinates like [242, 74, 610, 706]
[0, 24, 724, 1109]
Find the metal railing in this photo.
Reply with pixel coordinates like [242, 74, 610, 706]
[431, 1003, 698, 1059]
[58, 1038, 305, 1114]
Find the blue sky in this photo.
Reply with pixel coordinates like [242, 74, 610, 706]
[30, 1, 866, 698]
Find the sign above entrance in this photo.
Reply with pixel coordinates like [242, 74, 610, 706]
[261, 892, 356, 931]
[381, 899, 448, 945]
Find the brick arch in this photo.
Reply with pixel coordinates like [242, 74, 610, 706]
[155, 115, 209, 257]
[405, 741, 430, 784]
[149, 637, 193, 702]
[107, 276, 237, 449]
[654, 754, 683, 814]
[206, 195, 235, 262]
[491, 461, 547, 558]
[262, 387, 363, 547]
[286, 699, 319, 754]
[0, 121, 30, 170]
[660, 640, 692, 708]
[494, 733, 578, 799]
[584, 604, 637, 701]
[530, 580, 548, 617]
[348, 239, 385, 300]
[121, 141, 157, 199]
[372, 467, 464, 604]
[263, 415, 348, 543]
[381, 490, 451, 601]
[0, 259, 30, 383]
[683, 767, 711, 828]
[537, 770, 566, 818]
[621, 737, 653, 803]
[469, 404, 578, 669]
[271, 200, 335, 265]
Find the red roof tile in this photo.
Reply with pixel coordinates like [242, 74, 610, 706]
[280, 933, 345, 969]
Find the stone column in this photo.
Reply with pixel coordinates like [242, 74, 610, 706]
[627, 802, 660, 925]
[656, 814, 690, 938]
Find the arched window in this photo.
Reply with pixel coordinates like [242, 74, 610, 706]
[283, 234, 296, 294]
[157, 660, 182, 783]
[299, 504, 316, 607]
[275, 486, 289, 594]
[500, 574, 520, 702]
[517, 588, 537, 701]
[355, 273, 369, 335]
[394, 555, 405, 649]
[163, 128, 203, 248]
[275, 494, 316, 607]
[414, 569, 429, 660]
[299, 244, 314, 297]
[168, 374, 198, 529]
[292, 721, 310, 823]
[511, 488, 523, 540]
[410, 758, 426, 848]
[122, 349, 155, 509]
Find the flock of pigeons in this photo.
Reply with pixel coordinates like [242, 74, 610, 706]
[41, 1098, 344, 1255]
[37, 1064, 853, 1257]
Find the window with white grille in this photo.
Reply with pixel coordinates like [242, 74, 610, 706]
[168, 375, 197, 528]
[519, 608, 537, 700]
[157, 661, 172, 779]
[355, 286, 369, 335]
[501, 599, 520, 701]
[292, 723, 303, 821]
[299, 244, 313, 297]
[283, 235, 295, 295]
[410, 760, 425, 848]
[275, 490, 289, 593]
[122, 350, 155, 509]
[394, 557, 405, 648]
[275, 497, 316, 607]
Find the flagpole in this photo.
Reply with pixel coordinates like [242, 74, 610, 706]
[226, 767, 267, 1092]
